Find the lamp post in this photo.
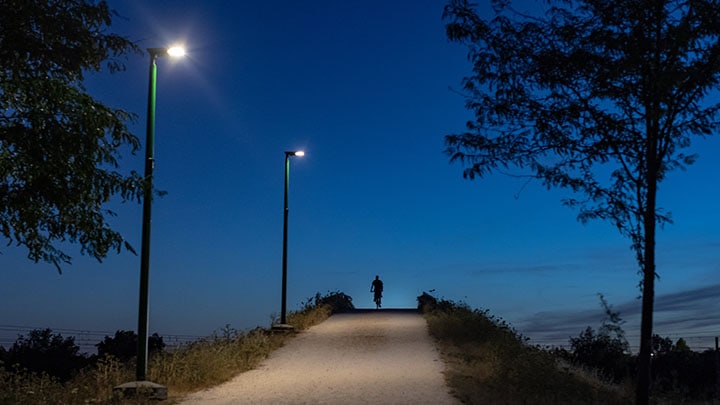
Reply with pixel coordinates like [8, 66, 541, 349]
[279, 150, 304, 327]
[136, 46, 185, 382]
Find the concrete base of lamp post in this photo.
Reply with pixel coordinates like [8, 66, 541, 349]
[113, 381, 168, 400]
[271, 323, 295, 333]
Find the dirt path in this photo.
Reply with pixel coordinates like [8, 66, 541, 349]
[178, 309, 458, 404]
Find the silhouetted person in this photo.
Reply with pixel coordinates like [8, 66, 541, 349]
[371, 275, 383, 309]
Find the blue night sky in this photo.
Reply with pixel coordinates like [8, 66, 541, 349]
[2, 0, 719, 351]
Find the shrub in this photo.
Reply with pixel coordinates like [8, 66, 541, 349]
[417, 291, 437, 312]
[3, 329, 89, 382]
[420, 292, 629, 404]
[315, 291, 354, 313]
[568, 327, 632, 383]
[0, 291, 353, 404]
[96, 330, 165, 361]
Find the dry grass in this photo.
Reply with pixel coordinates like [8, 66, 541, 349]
[0, 356, 134, 405]
[150, 327, 286, 399]
[423, 300, 633, 404]
[0, 299, 337, 405]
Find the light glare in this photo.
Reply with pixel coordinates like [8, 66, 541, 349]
[294, 151, 305, 157]
[167, 46, 186, 57]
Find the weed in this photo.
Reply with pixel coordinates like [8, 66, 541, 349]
[419, 293, 632, 404]
[0, 291, 350, 404]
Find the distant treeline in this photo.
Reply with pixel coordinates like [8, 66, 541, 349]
[0, 329, 167, 382]
[0, 324, 201, 354]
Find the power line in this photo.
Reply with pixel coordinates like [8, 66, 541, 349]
[0, 324, 204, 354]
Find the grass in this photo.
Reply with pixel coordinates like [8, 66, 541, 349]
[0, 291, 350, 405]
[421, 296, 633, 404]
[1, 291, 642, 404]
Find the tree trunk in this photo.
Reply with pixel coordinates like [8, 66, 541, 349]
[637, 4, 662, 401]
[636, 115, 659, 405]
[636, 207, 656, 404]
[636, 129, 659, 404]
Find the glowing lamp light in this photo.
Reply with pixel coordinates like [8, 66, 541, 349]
[167, 46, 186, 57]
[294, 150, 305, 157]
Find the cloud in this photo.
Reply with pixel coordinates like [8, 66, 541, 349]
[516, 283, 720, 349]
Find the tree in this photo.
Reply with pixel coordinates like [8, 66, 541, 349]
[0, 0, 143, 272]
[4, 328, 88, 381]
[96, 330, 165, 361]
[570, 327, 631, 382]
[673, 337, 691, 352]
[651, 334, 673, 355]
[568, 294, 631, 382]
[443, 0, 720, 402]
[598, 293, 628, 348]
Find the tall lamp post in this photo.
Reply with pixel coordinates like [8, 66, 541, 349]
[115, 45, 185, 399]
[137, 46, 185, 382]
[279, 150, 304, 327]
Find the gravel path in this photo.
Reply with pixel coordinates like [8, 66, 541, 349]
[178, 309, 458, 404]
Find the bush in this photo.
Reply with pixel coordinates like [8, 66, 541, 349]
[417, 291, 437, 312]
[650, 344, 717, 401]
[420, 292, 629, 404]
[96, 330, 165, 361]
[568, 327, 632, 383]
[315, 291, 354, 313]
[0, 291, 354, 404]
[3, 329, 89, 382]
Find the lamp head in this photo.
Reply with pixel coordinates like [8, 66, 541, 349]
[286, 150, 305, 157]
[167, 46, 186, 57]
[148, 45, 187, 59]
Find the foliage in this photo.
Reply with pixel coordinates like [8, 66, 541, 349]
[287, 291, 354, 330]
[423, 291, 720, 403]
[0, 365, 67, 405]
[420, 293, 629, 404]
[2, 328, 89, 382]
[568, 327, 632, 383]
[149, 327, 283, 395]
[650, 346, 717, 401]
[96, 330, 166, 361]
[559, 296, 718, 402]
[442, 0, 720, 401]
[0, 355, 153, 405]
[314, 290, 355, 313]
[417, 291, 438, 312]
[0, 0, 143, 271]
[563, 293, 632, 382]
[651, 334, 673, 355]
[443, 0, 720, 247]
[0, 291, 353, 404]
[673, 337, 691, 353]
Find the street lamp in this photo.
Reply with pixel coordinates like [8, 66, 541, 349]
[115, 45, 185, 399]
[137, 46, 185, 382]
[278, 150, 304, 328]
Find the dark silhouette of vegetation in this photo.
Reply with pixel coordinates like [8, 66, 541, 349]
[421, 292, 718, 402]
[0, 0, 143, 272]
[96, 330, 165, 362]
[548, 294, 720, 402]
[417, 291, 438, 312]
[417, 291, 456, 313]
[0, 294, 345, 405]
[443, 1, 720, 402]
[650, 340, 716, 401]
[567, 327, 632, 383]
[2, 329, 89, 382]
[418, 292, 629, 404]
[566, 294, 631, 382]
[556, 331, 719, 402]
[311, 291, 355, 314]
